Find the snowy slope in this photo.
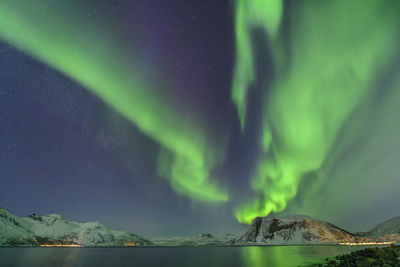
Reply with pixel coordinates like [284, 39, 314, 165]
[363, 217, 400, 237]
[0, 208, 37, 246]
[234, 215, 355, 245]
[0, 207, 152, 246]
[359, 217, 400, 242]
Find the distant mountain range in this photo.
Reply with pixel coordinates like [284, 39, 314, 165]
[151, 233, 237, 246]
[1, 207, 399, 247]
[0, 207, 152, 246]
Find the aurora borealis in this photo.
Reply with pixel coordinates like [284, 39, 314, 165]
[1, 0, 400, 237]
[232, 0, 400, 224]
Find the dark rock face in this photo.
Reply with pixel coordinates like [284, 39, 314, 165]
[28, 214, 46, 222]
[0, 209, 21, 227]
[223, 233, 238, 245]
[28, 213, 65, 226]
[200, 233, 214, 239]
[265, 219, 309, 240]
[237, 217, 263, 244]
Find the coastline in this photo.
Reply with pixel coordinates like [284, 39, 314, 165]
[308, 245, 400, 266]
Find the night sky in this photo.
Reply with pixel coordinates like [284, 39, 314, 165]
[1, 0, 400, 238]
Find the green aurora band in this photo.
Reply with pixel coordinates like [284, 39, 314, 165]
[0, 1, 228, 203]
[233, 0, 400, 224]
[232, 0, 283, 128]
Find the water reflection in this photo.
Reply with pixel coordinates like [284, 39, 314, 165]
[243, 246, 265, 267]
[16, 248, 81, 267]
[241, 245, 361, 267]
[0, 246, 368, 267]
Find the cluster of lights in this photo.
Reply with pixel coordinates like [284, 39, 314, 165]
[39, 242, 136, 247]
[40, 244, 81, 247]
[339, 241, 396, 246]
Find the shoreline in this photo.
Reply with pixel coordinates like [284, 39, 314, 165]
[309, 245, 400, 266]
[0, 243, 395, 248]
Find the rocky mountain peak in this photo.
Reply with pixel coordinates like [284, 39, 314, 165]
[235, 214, 354, 245]
[0, 207, 9, 216]
[0, 207, 21, 227]
[199, 233, 214, 238]
[27, 213, 64, 225]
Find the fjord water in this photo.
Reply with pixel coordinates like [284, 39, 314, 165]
[0, 246, 366, 267]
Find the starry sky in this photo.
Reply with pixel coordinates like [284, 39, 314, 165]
[1, 0, 400, 238]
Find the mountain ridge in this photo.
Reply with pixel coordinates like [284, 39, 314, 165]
[0, 207, 152, 247]
[1, 207, 400, 246]
[234, 214, 356, 245]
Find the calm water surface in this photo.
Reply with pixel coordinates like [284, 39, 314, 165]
[0, 246, 367, 267]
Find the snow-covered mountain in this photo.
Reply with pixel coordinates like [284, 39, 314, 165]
[0, 207, 152, 247]
[151, 233, 238, 246]
[359, 216, 400, 242]
[0, 207, 37, 246]
[234, 215, 355, 245]
[4, 205, 399, 247]
[363, 217, 400, 237]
